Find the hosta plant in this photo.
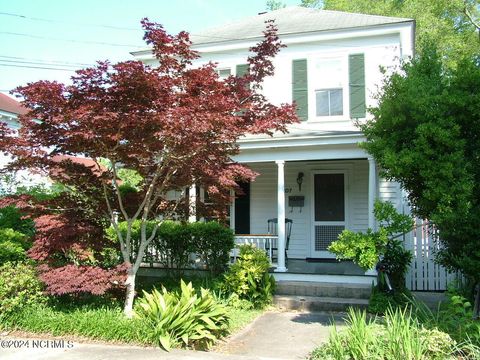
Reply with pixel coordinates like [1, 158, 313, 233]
[134, 280, 229, 351]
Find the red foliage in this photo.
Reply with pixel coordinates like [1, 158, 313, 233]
[38, 263, 127, 296]
[28, 213, 104, 261]
[0, 19, 298, 299]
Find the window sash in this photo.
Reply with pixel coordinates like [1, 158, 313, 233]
[315, 88, 343, 116]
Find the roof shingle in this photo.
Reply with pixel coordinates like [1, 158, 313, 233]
[191, 6, 413, 45]
[190, 6, 412, 45]
[0, 93, 27, 116]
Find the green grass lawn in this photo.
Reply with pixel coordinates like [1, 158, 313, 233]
[1, 295, 264, 347]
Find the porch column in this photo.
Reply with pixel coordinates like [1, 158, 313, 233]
[275, 160, 287, 272]
[368, 157, 377, 230]
[188, 184, 196, 223]
[366, 157, 378, 276]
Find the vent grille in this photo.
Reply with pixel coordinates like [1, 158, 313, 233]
[315, 225, 345, 251]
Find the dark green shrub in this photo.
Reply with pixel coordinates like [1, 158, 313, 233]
[0, 205, 35, 237]
[134, 280, 229, 351]
[108, 221, 234, 273]
[436, 293, 480, 346]
[156, 221, 195, 270]
[222, 244, 275, 308]
[0, 262, 46, 320]
[190, 222, 234, 273]
[382, 239, 413, 290]
[368, 286, 410, 315]
[0, 206, 34, 264]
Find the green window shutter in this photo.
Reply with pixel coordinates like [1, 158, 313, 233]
[349, 53, 366, 119]
[292, 59, 308, 121]
[236, 64, 249, 77]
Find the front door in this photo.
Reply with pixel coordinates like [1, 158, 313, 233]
[311, 172, 346, 258]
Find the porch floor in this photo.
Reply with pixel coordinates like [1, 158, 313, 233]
[270, 259, 365, 276]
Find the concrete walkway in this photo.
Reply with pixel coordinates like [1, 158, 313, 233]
[0, 311, 343, 360]
[214, 310, 344, 359]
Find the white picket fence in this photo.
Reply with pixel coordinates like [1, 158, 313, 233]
[404, 218, 459, 291]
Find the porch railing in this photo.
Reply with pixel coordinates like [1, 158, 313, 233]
[232, 234, 278, 265]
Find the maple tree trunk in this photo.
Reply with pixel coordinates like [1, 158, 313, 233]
[123, 269, 136, 318]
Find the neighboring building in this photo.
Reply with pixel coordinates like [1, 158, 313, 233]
[132, 6, 415, 282]
[0, 93, 50, 191]
[0, 92, 25, 131]
[0, 93, 26, 169]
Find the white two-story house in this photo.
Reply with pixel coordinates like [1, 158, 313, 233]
[133, 6, 415, 283]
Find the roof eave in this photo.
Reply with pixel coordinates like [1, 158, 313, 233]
[131, 19, 415, 58]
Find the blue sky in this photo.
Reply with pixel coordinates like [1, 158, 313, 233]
[0, 0, 299, 96]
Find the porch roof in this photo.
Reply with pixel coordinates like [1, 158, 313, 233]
[237, 128, 365, 151]
[234, 129, 367, 163]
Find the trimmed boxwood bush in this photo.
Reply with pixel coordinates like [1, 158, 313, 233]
[190, 221, 234, 273]
[107, 221, 234, 273]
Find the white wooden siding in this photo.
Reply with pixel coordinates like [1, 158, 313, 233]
[190, 32, 403, 133]
[378, 178, 402, 210]
[247, 159, 370, 259]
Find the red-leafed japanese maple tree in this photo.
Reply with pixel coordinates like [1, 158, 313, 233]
[0, 19, 298, 316]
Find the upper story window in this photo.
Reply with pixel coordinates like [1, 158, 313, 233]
[292, 54, 365, 122]
[312, 57, 345, 118]
[217, 68, 231, 80]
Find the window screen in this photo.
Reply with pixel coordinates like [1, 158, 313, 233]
[314, 173, 345, 221]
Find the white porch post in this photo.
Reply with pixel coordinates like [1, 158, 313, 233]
[366, 157, 378, 275]
[188, 184, 196, 223]
[368, 157, 377, 230]
[275, 160, 287, 272]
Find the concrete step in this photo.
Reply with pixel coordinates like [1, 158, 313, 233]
[275, 281, 372, 299]
[274, 295, 369, 312]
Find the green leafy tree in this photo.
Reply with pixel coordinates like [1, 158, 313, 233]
[302, 0, 480, 68]
[266, 0, 286, 11]
[360, 45, 480, 316]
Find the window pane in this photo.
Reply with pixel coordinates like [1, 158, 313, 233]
[314, 174, 345, 221]
[316, 90, 329, 116]
[218, 68, 231, 79]
[330, 89, 343, 115]
[313, 58, 343, 89]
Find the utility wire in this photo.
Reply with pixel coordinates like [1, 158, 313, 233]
[0, 63, 76, 71]
[0, 11, 141, 31]
[0, 59, 84, 69]
[0, 55, 94, 67]
[0, 31, 145, 48]
[0, 11, 250, 42]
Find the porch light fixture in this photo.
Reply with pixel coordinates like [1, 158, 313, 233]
[296, 172, 304, 191]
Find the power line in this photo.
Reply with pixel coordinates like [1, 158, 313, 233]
[0, 10, 248, 42]
[0, 63, 76, 71]
[0, 55, 94, 67]
[0, 31, 145, 48]
[0, 59, 84, 69]
[0, 11, 141, 32]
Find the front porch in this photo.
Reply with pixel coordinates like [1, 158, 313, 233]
[230, 132, 402, 280]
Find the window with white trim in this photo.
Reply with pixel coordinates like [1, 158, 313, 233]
[312, 57, 345, 117]
[217, 68, 231, 80]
